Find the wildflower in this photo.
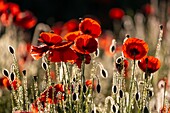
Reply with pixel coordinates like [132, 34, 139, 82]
[30, 45, 49, 60]
[0, 77, 18, 90]
[62, 19, 79, 32]
[109, 8, 124, 20]
[48, 42, 78, 62]
[73, 34, 98, 54]
[31, 84, 65, 112]
[143, 4, 155, 15]
[51, 21, 63, 35]
[14, 11, 37, 29]
[64, 31, 81, 41]
[122, 37, 149, 60]
[30, 32, 78, 62]
[0, 2, 20, 26]
[79, 18, 101, 38]
[38, 32, 62, 46]
[85, 79, 97, 90]
[138, 56, 161, 73]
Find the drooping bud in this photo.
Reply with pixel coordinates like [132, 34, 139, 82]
[119, 90, 124, 98]
[2, 69, 9, 77]
[112, 85, 117, 93]
[100, 68, 108, 78]
[135, 92, 140, 101]
[83, 85, 87, 93]
[10, 72, 15, 81]
[42, 62, 47, 71]
[96, 84, 101, 93]
[22, 70, 26, 76]
[73, 93, 77, 101]
[8, 45, 15, 54]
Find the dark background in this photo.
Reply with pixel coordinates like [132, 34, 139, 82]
[8, 0, 150, 30]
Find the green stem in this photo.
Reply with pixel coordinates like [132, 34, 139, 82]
[128, 59, 136, 113]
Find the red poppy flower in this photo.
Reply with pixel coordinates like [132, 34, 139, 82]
[79, 18, 101, 38]
[143, 4, 155, 15]
[0, 2, 20, 26]
[0, 77, 19, 90]
[38, 32, 62, 46]
[51, 21, 63, 35]
[0, 1, 8, 12]
[64, 31, 81, 41]
[14, 11, 37, 29]
[31, 84, 65, 113]
[75, 52, 91, 68]
[109, 8, 124, 20]
[48, 42, 78, 62]
[63, 19, 79, 32]
[85, 79, 97, 90]
[73, 34, 98, 54]
[122, 37, 148, 60]
[30, 45, 49, 60]
[138, 56, 161, 73]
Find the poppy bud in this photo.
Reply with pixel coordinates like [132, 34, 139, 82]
[83, 85, 86, 93]
[148, 90, 153, 97]
[96, 84, 101, 93]
[160, 24, 163, 30]
[112, 85, 117, 93]
[73, 78, 76, 82]
[95, 48, 99, 57]
[91, 110, 95, 113]
[8, 45, 15, 54]
[22, 70, 26, 76]
[112, 105, 117, 112]
[110, 45, 115, 53]
[10, 72, 15, 81]
[100, 69, 108, 78]
[2, 69, 9, 77]
[143, 106, 149, 113]
[64, 94, 66, 101]
[42, 62, 47, 71]
[135, 92, 140, 101]
[33, 75, 37, 81]
[119, 90, 124, 98]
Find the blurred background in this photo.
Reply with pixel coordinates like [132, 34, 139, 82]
[8, 0, 150, 30]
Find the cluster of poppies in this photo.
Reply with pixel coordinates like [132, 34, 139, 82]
[30, 18, 101, 68]
[0, 0, 37, 29]
[122, 37, 161, 74]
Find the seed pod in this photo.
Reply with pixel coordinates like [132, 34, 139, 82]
[42, 62, 47, 71]
[91, 110, 94, 113]
[73, 93, 77, 101]
[119, 90, 123, 98]
[143, 106, 149, 113]
[8, 46, 15, 54]
[112, 105, 117, 112]
[10, 72, 15, 81]
[96, 84, 101, 93]
[112, 85, 117, 93]
[83, 85, 86, 93]
[33, 75, 37, 82]
[100, 69, 108, 78]
[22, 70, 26, 76]
[2, 69, 9, 77]
[135, 92, 140, 101]
[148, 90, 153, 97]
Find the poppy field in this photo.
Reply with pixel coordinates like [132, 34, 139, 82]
[0, 0, 170, 113]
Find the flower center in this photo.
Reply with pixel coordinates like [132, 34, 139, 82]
[130, 48, 140, 56]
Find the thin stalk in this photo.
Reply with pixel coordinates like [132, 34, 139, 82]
[128, 59, 136, 113]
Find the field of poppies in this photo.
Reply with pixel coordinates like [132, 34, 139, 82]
[0, 0, 170, 113]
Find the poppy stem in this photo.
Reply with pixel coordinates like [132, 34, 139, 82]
[128, 58, 136, 113]
[80, 55, 86, 112]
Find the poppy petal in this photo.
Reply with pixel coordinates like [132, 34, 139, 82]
[64, 31, 81, 41]
[39, 32, 62, 45]
[30, 45, 49, 60]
